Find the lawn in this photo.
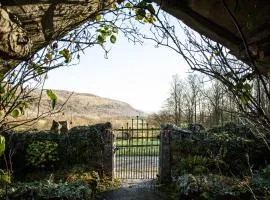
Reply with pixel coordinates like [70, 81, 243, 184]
[115, 138, 160, 156]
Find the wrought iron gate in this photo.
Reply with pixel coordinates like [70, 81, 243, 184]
[113, 117, 160, 179]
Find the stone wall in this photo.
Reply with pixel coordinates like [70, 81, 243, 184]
[2, 122, 113, 181]
[159, 123, 270, 182]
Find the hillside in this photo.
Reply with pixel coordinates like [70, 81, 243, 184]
[24, 89, 144, 129]
[28, 89, 143, 117]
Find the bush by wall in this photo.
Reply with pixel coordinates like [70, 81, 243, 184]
[2, 122, 113, 181]
[168, 123, 269, 178]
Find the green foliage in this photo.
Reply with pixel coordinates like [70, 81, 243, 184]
[96, 24, 118, 45]
[26, 140, 59, 168]
[59, 48, 71, 63]
[0, 83, 29, 119]
[170, 124, 269, 177]
[110, 35, 117, 44]
[172, 173, 270, 200]
[180, 155, 209, 175]
[66, 170, 120, 193]
[0, 169, 11, 184]
[9, 123, 111, 180]
[134, 0, 156, 23]
[46, 89, 57, 109]
[6, 180, 92, 200]
[95, 14, 102, 22]
[0, 135, 5, 157]
[262, 165, 270, 180]
[0, 135, 11, 184]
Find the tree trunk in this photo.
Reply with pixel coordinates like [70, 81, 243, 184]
[0, 0, 115, 75]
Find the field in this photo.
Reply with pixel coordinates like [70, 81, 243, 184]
[114, 132, 160, 157]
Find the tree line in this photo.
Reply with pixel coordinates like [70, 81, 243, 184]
[148, 72, 270, 130]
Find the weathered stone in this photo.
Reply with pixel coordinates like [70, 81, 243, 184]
[158, 0, 270, 76]
[0, 8, 32, 60]
[159, 128, 171, 182]
[0, 0, 116, 74]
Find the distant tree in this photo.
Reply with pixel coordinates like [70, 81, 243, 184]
[203, 81, 225, 126]
[143, 10, 270, 139]
[147, 110, 174, 127]
[166, 74, 185, 126]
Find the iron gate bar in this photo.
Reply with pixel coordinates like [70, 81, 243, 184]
[114, 128, 161, 131]
[117, 145, 159, 147]
[136, 118, 138, 179]
[114, 117, 160, 179]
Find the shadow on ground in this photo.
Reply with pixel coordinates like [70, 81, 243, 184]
[95, 179, 170, 200]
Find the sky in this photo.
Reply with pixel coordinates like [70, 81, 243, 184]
[44, 20, 190, 113]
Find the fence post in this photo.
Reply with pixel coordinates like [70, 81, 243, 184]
[159, 127, 171, 182]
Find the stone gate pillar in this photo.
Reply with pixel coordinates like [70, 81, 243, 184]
[159, 127, 171, 182]
[101, 123, 114, 179]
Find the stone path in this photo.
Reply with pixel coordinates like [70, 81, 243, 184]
[95, 179, 169, 200]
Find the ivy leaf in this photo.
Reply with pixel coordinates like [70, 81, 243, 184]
[46, 89, 57, 109]
[110, 35, 117, 44]
[0, 136, 5, 157]
[11, 108, 20, 118]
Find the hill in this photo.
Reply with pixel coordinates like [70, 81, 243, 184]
[24, 89, 144, 129]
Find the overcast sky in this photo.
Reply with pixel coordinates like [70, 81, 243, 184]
[44, 17, 190, 113]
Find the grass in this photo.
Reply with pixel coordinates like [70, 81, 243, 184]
[115, 138, 160, 156]
[116, 138, 159, 146]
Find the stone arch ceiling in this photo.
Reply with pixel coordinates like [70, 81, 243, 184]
[1, 0, 270, 75]
[159, 0, 270, 75]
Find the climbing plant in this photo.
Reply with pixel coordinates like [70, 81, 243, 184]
[26, 140, 59, 168]
[0, 135, 11, 184]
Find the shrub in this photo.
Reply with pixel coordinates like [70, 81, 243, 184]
[5, 180, 92, 200]
[26, 140, 59, 168]
[179, 155, 210, 175]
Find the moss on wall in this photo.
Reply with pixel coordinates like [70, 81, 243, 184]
[2, 122, 113, 181]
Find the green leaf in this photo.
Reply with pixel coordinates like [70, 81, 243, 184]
[97, 35, 105, 44]
[29, 63, 43, 75]
[95, 14, 102, 22]
[45, 53, 53, 60]
[0, 85, 5, 94]
[147, 4, 155, 14]
[0, 136, 5, 157]
[11, 108, 20, 118]
[112, 27, 118, 33]
[0, 174, 10, 184]
[240, 95, 249, 105]
[136, 9, 146, 18]
[46, 90, 57, 109]
[110, 35, 117, 44]
[112, 3, 117, 10]
[243, 83, 253, 91]
[214, 50, 221, 56]
[125, 2, 132, 8]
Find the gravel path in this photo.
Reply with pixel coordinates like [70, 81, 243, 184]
[95, 179, 169, 200]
